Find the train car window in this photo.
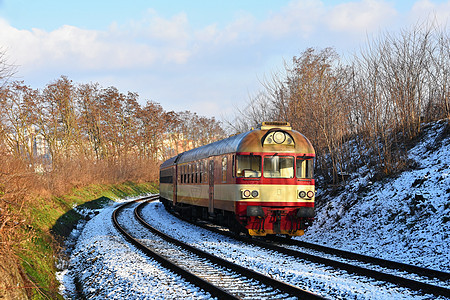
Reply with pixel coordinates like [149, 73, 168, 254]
[222, 157, 227, 182]
[197, 162, 200, 183]
[187, 165, 190, 183]
[263, 156, 294, 178]
[179, 166, 182, 184]
[296, 157, 314, 179]
[236, 155, 261, 178]
[204, 161, 208, 183]
[181, 165, 184, 183]
[232, 155, 235, 178]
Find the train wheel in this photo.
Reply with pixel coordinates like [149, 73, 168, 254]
[228, 215, 243, 236]
[230, 224, 242, 235]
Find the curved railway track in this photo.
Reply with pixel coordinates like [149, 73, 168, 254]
[157, 198, 450, 299]
[112, 196, 326, 300]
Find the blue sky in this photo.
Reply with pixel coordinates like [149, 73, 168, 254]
[0, 0, 449, 119]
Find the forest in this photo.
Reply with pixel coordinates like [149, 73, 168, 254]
[0, 73, 225, 283]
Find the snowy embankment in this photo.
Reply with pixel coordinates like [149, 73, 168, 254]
[57, 198, 212, 299]
[57, 120, 449, 299]
[301, 120, 450, 272]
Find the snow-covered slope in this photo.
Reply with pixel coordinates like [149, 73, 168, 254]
[299, 120, 450, 272]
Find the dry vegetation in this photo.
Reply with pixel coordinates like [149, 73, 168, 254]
[0, 64, 225, 297]
[228, 22, 450, 185]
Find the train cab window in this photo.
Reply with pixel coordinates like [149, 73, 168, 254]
[236, 155, 261, 178]
[263, 156, 294, 178]
[296, 157, 314, 179]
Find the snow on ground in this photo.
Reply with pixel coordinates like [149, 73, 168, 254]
[57, 120, 450, 299]
[57, 197, 212, 299]
[141, 202, 440, 299]
[300, 120, 450, 273]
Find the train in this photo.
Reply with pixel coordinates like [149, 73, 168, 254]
[159, 121, 315, 237]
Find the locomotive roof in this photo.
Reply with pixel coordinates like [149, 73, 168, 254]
[161, 124, 315, 167]
[177, 131, 251, 164]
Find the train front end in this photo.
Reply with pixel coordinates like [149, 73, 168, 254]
[235, 122, 315, 237]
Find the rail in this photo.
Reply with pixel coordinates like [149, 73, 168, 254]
[167, 205, 450, 298]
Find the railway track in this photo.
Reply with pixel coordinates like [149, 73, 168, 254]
[112, 196, 326, 300]
[158, 199, 450, 299]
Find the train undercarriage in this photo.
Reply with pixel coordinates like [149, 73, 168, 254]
[160, 196, 314, 237]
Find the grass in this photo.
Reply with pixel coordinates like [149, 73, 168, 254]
[15, 181, 158, 299]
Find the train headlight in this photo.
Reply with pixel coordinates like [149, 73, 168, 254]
[273, 131, 286, 144]
[241, 189, 259, 199]
[298, 190, 314, 199]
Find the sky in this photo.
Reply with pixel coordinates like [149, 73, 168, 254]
[0, 0, 449, 119]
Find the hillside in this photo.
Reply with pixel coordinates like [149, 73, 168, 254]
[299, 120, 450, 272]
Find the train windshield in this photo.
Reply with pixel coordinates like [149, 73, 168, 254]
[296, 157, 314, 178]
[236, 155, 261, 178]
[263, 156, 294, 178]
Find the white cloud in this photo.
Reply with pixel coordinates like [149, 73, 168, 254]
[261, 0, 325, 38]
[220, 13, 257, 44]
[410, 0, 450, 25]
[0, 1, 409, 77]
[129, 9, 190, 46]
[0, 11, 194, 75]
[194, 24, 218, 43]
[257, 0, 399, 39]
[0, 0, 447, 119]
[326, 0, 397, 33]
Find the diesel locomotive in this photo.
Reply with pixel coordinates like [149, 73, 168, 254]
[159, 121, 315, 237]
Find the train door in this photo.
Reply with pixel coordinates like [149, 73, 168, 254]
[208, 160, 214, 214]
[173, 154, 182, 206]
[173, 165, 177, 205]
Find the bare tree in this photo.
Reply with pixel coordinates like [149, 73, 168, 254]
[281, 48, 352, 183]
[139, 101, 166, 160]
[77, 82, 104, 160]
[0, 49, 16, 88]
[0, 82, 40, 163]
[35, 76, 78, 169]
[224, 91, 279, 134]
